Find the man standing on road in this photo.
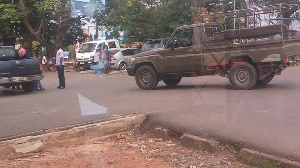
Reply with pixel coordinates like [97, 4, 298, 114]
[56, 44, 65, 89]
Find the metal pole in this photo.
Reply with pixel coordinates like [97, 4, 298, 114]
[233, 0, 236, 29]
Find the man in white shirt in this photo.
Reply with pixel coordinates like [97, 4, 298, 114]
[55, 44, 65, 89]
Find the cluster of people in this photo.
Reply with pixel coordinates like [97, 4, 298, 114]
[90, 43, 111, 74]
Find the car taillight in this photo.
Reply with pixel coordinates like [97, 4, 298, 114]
[110, 56, 116, 61]
[298, 54, 300, 59]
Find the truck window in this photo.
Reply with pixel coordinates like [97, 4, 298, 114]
[108, 41, 116, 48]
[168, 29, 193, 48]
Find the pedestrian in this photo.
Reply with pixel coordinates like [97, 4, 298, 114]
[90, 43, 103, 74]
[42, 54, 48, 71]
[19, 43, 33, 59]
[55, 44, 65, 89]
[34, 57, 45, 91]
[101, 45, 110, 74]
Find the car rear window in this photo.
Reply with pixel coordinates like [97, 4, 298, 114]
[0, 47, 17, 60]
[122, 49, 137, 56]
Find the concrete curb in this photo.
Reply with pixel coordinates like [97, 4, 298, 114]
[0, 114, 146, 160]
[180, 134, 220, 153]
[147, 127, 300, 167]
[238, 148, 300, 168]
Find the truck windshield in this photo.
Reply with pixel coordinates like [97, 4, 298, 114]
[141, 39, 167, 52]
[0, 47, 17, 60]
[78, 43, 97, 53]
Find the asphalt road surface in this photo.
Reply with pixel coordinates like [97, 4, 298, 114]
[0, 67, 300, 162]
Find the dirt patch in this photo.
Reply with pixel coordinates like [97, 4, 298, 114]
[0, 131, 248, 168]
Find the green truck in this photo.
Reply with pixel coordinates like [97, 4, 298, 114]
[127, 23, 300, 90]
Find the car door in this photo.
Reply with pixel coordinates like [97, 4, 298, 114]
[122, 49, 137, 65]
[163, 28, 195, 73]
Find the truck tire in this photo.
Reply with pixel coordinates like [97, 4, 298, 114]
[135, 65, 158, 90]
[163, 77, 182, 86]
[257, 73, 275, 85]
[22, 82, 35, 92]
[228, 62, 257, 90]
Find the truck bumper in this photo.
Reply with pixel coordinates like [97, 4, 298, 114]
[0, 74, 44, 84]
[127, 67, 135, 76]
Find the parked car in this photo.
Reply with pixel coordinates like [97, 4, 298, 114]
[75, 39, 120, 71]
[140, 38, 169, 52]
[110, 48, 138, 71]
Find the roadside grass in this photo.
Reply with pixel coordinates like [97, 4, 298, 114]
[257, 162, 282, 168]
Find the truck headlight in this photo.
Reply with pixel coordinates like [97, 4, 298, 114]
[131, 58, 135, 64]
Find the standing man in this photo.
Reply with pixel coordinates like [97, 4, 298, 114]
[56, 44, 65, 89]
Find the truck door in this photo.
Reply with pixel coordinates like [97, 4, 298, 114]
[163, 29, 195, 73]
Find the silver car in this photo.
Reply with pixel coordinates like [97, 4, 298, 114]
[110, 48, 138, 71]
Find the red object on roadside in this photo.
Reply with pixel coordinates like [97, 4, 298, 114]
[110, 56, 117, 61]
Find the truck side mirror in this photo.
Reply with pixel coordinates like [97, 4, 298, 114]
[171, 42, 175, 51]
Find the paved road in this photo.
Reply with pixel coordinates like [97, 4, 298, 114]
[0, 67, 300, 161]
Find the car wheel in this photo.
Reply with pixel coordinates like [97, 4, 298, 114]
[135, 65, 158, 90]
[163, 77, 182, 86]
[228, 62, 257, 90]
[22, 82, 35, 92]
[118, 62, 127, 71]
[257, 72, 275, 85]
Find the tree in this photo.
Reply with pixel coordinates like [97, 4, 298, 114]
[0, 0, 84, 58]
[104, 0, 192, 43]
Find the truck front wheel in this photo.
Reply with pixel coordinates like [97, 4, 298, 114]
[228, 62, 257, 90]
[22, 82, 35, 92]
[163, 77, 182, 86]
[135, 65, 158, 90]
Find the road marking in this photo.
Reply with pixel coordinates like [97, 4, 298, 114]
[77, 93, 107, 116]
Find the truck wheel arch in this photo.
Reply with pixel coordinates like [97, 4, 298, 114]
[134, 62, 157, 76]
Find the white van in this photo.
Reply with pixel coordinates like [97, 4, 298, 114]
[75, 39, 120, 70]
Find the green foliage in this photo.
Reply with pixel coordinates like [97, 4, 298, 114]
[105, 0, 192, 43]
[257, 162, 282, 168]
[0, 0, 86, 58]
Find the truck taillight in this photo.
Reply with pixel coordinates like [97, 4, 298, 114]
[110, 56, 116, 61]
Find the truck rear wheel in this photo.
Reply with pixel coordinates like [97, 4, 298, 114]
[135, 65, 158, 90]
[228, 62, 257, 90]
[163, 77, 182, 86]
[22, 82, 35, 92]
[257, 73, 275, 85]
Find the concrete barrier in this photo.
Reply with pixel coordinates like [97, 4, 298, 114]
[0, 114, 146, 160]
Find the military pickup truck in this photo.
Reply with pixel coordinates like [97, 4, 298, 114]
[128, 22, 300, 90]
[0, 46, 43, 92]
